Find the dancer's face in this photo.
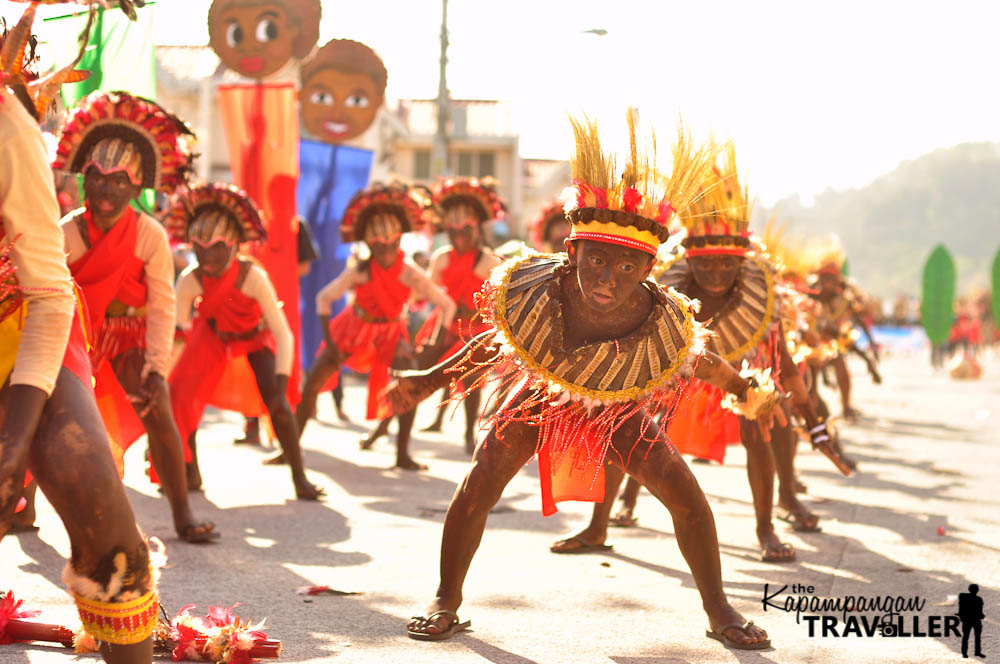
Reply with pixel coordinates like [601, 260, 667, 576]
[688, 254, 743, 296]
[567, 239, 654, 313]
[300, 69, 381, 142]
[211, 2, 298, 78]
[817, 272, 842, 296]
[368, 237, 400, 270]
[194, 240, 237, 278]
[443, 203, 481, 254]
[83, 167, 140, 224]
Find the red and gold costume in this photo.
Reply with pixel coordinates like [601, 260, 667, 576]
[417, 178, 504, 360]
[54, 90, 194, 466]
[446, 118, 726, 515]
[314, 183, 450, 419]
[659, 148, 783, 464]
[165, 183, 291, 443]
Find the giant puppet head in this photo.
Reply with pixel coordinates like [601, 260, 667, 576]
[208, 0, 321, 79]
[299, 39, 387, 143]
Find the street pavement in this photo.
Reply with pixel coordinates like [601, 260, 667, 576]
[2, 348, 998, 663]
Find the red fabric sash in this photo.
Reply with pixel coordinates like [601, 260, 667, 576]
[170, 261, 275, 446]
[354, 252, 410, 319]
[69, 206, 147, 328]
[197, 261, 263, 333]
[441, 249, 484, 313]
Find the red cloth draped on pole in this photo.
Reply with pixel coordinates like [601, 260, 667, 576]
[217, 82, 300, 406]
[321, 253, 410, 419]
[169, 260, 276, 448]
[68, 205, 148, 470]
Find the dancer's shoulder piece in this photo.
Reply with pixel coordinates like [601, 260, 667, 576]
[477, 253, 706, 407]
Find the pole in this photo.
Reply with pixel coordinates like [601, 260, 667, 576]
[431, 0, 450, 177]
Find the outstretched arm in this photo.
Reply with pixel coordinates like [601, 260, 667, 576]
[382, 330, 498, 414]
[693, 351, 786, 442]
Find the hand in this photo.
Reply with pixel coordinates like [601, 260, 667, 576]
[755, 400, 788, 443]
[809, 423, 853, 476]
[134, 371, 165, 418]
[380, 374, 431, 415]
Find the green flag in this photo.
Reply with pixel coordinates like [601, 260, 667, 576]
[44, 4, 155, 106]
[920, 244, 956, 346]
[43, 4, 156, 210]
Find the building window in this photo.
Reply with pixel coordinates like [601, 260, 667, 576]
[457, 152, 474, 176]
[414, 149, 431, 179]
[477, 151, 495, 178]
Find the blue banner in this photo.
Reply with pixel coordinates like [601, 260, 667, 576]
[297, 140, 373, 368]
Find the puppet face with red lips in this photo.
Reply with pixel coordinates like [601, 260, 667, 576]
[208, 0, 320, 79]
[300, 69, 381, 142]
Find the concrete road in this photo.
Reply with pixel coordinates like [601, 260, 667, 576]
[2, 350, 998, 663]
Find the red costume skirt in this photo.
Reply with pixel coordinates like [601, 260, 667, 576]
[321, 306, 407, 420]
[666, 379, 741, 464]
[170, 317, 276, 448]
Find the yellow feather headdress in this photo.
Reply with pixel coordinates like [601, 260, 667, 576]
[677, 143, 753, 256]
[564, 109, 717, 256]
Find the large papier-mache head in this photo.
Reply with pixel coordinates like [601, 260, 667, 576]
[564, 109, 717, 257]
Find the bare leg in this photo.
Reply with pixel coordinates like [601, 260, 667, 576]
[739, 417, 794, 562]
[360, 418, 391, 450]
[112, 351, 212, 542]
[392, 340, 424, 470]
[184, 432, 202, 491]
[25, 368, 154, 663]
[407, 398, 538, 637]
[771, 408, 819, 532]
[832, 355, 854, 417]
[247, 349, 323, 500]
[295, 345, 342, 438]
[463, 388, 481, 455]
[618, 412, 769, 647]
[611, 476, 643, 526]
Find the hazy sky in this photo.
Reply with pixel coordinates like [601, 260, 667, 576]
[4, 0, 999, 205]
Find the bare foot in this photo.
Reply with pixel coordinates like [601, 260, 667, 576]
[295, 479, 325, 500]
[550, 527, 607, 552]
[395, 456, 428, 471]
[706, 602, 770, 649]
[263, 452, 287, 465]
[407, 598, 461, 638]
[359, 431, 385, 450]
[758, 528, 796, 562]
[609, 502, 637, 528]
[186, 462, 203, 492]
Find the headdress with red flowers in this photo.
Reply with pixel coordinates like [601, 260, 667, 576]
[166, 182, 266, 244]
[341, 182, 432, 243]
[53, 90, 195, 192]
[432, 177, 505, 226]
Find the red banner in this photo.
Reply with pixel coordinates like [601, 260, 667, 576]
[216, 82, 301, 405]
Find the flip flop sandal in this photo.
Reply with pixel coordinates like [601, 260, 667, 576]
[179, 523, 220, 544]
[706, 620, 771, 650]
[549, 537, 613, 555]
[779, 510, 822, 533]
[407, 610, 471, 641]
[761, 542, 797, 563]
[609, 514, 638, 528]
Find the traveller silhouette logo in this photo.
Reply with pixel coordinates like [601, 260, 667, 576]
[761, 582, 987, 656]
